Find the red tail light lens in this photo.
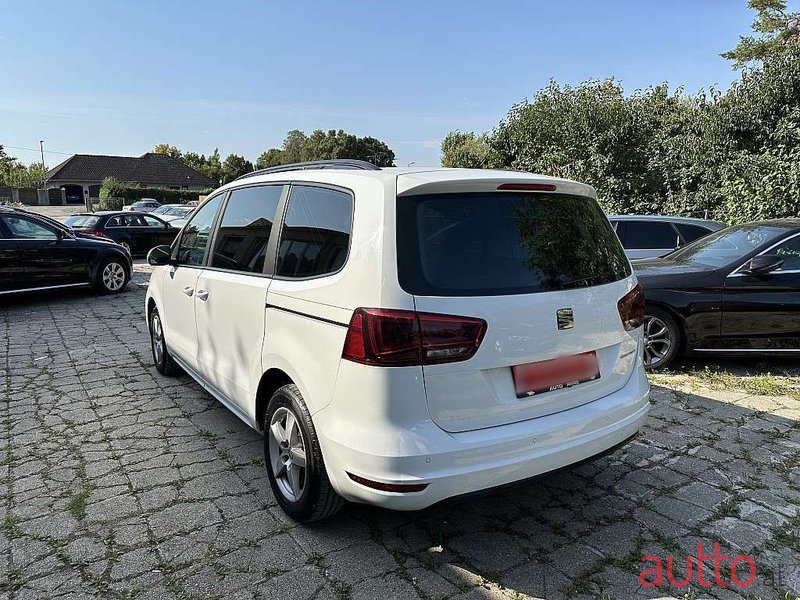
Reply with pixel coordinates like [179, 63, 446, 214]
[342, 308, 487, 366]
[85, 230, 107, 238]
[618, 283, 645, 331]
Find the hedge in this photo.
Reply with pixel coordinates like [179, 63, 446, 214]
[99, 177, 212, 206]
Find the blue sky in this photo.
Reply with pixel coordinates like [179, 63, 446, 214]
[0, 1, 789, 168]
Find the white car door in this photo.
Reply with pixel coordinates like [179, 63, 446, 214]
[161, 194, 225, 370]
[194, 184, 285, 421]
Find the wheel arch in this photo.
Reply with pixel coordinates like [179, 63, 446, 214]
[255, 368, 294, 432]
[644, 300, 688, 354]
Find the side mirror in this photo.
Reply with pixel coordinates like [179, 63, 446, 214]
[745, 254, 783, 275]
[55, 229, 65, 242]
[147, 245, 173, 266]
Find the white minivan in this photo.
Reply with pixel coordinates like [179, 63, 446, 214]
[145, 160, 650, 522]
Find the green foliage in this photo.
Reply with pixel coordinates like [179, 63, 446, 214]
[722, 0, 800, 68]
[256, 129, 396, 169]
[98, 176, 211, 209]
[441, 49, 800, 224]
[152, 143, 183, 158]
[221, 153, 253, 184]
[0, 145, 46, 187]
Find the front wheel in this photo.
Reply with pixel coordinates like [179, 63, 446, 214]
[643, 306, 681, 370]
[264, 384, 344, 522]
[95, 257, 129, 294]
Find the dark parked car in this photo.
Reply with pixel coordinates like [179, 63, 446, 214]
[609, 215, 726, 260]
[64, 211, 179, 256]
[0, 206, 132, 295]
[633, 219, 800, 369]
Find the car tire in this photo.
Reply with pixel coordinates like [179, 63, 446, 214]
[264, 384, 345, 522]
[149, 307, 181, 376]
[95, 256, 129, 294]
[643, 306, 681, 370]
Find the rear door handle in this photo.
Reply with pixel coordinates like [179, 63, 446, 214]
[196, 289, 209, 301]
[182, 286, 194, 297]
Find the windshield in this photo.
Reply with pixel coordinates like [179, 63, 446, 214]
[397, 192, 631, 296]
[666, 224, 788, 267]
[151, 206, 170, 214]
[64, 215, 102, 229]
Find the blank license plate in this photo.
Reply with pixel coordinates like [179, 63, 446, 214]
[512, 351, 600, 398]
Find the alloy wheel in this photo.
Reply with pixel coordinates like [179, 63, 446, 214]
[102, 262, 126, 291]
[268, 407, 307, 502]
[151, 313, 164, 365]
[643, 314, 671, 368]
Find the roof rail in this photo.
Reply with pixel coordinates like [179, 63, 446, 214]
[234, 159, 380, 182]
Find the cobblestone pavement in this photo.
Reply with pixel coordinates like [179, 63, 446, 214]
[2, 265, 799, 600]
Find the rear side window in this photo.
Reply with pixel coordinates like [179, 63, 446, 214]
[623, 221, 678, 249]
[275, 185, 352, 278]
[675, 223, 712, 244]
[64, 215, 101, 229]
[176, 194, 224, 266]
[210, 185, 282, 273]
[397, 192, 630, 296]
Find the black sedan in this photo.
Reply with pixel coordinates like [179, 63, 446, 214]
[0, 206, 133, 295]
[64, 211, 179, 256]
[633, 219, 800, 369]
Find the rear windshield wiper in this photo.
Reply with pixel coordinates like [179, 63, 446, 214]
[557, 274, 603, 288]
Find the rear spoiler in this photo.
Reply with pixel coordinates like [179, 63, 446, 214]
[396, 171, 596, 198]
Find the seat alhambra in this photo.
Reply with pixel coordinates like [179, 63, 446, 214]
[145, 160, 650, 522]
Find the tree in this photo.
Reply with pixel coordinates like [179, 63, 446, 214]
[722, 0, 800, 68]
[255, 129, 396, 169]
[441, 132, 493, 168]
[152, 143, 183, 158]
[221, 154, 253, 184]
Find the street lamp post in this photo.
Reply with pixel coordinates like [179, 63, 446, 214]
[39, 140, 47, 190]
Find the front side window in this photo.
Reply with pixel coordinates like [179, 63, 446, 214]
[210, 185, 282, 273]
[276, 186, 353, 278]
[623, 221, 679, 249]
[1, 215, 57, 240]
[176, 194, 224, 266]
[773, 235, 800, 271]
[143, 215, 165, 227]
[397, 192, 630, 296]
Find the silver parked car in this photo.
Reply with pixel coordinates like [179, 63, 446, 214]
[608, 215, 726, 260]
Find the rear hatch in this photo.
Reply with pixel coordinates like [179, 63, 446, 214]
[396, 180, 639, 433]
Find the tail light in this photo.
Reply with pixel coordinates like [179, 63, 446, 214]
[618, 283, 645, 331]
[85, 230, 107, 238]
[342, 308, 487, 367]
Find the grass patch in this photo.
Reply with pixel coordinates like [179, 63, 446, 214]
[68, 486, 93, 519]
[650, 365, 800, 400]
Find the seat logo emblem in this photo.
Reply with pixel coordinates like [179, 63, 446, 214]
[557, 308, 574, 330]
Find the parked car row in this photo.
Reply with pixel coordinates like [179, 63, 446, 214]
[2, 163, 797, 524]
[0, 206, 133, 294]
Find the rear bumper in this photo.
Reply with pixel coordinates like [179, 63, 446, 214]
[317, 365, 650, 510]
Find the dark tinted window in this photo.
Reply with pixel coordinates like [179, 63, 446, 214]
[623, 221, 678, 249]
[176, 195, 224, 266]
[276, 186, 352, 278]
[210, 185, 282, 273]
[64, 215, 101, 229]
[676, 223, 713, 244]
[397, 192, 631, 296]
[1, 215, 57, 240]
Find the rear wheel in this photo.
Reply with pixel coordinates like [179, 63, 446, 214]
[643, 306, 681, 370]
[264, 384, 344, 522]
[95, 257, 129, 294]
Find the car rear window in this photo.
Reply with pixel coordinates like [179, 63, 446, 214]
[64, 215, 101, 228]
[397, 192, 631, 296]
